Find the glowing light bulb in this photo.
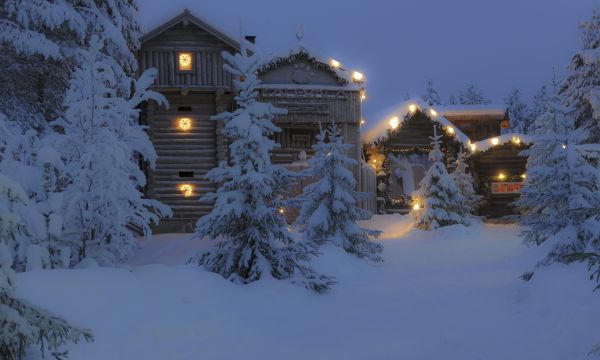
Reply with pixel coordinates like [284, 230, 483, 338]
[178, 117, 192, 131]
[497, 173, 506, 180]
[512, 136, 521, 145]
[279, 208, 285, 214]
[521, 174, 526, 179]
[470, 143, 477, 152]
[389, 116, 400, 130]
[413, 203, 420, 210]
[561, 144, 567, 149]
[408, 104, 418, 113]
[330, 59, 341, 68]
[179, 184, 193, 197]
[491, 137, 499, 146]
[430, 109, 437, 116]
[352, 71, 364, 82]
[360, 119, 365, 125]
[446, 127, 455, 134]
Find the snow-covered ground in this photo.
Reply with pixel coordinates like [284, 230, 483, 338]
[16, 215, 600, 360]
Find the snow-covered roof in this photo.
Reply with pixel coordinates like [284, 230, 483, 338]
[437, 104, 508, 119]
[469, 133, 533, 154]
[140, 10, 241, 51]
[362, 99, 471, 146]
[362, 100, 530, 156]
[258, 44, 363, 90]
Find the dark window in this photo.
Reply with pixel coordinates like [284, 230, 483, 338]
[178, 106, 192, 112]
[179, 171, 194, 178]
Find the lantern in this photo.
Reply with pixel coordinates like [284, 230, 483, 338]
[178, 117, 192, 131]
[179, 183, 193, 197]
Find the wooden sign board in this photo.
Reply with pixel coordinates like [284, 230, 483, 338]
[491, 182, 522, 194]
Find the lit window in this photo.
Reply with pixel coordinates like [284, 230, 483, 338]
[178, 118, 192, 131]
[178, 52, 193, 71]
[179, 184, 193, 197]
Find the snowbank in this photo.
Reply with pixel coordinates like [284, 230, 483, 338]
[15, 215, 600, 360]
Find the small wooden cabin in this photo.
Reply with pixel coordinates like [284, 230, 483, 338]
[365, 102, 529, 218]
[139, 11, 374, 232]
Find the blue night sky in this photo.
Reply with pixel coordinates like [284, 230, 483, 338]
[138, 0, 597, 126]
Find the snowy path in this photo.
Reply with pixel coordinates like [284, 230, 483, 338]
[16, 215, 600, 360]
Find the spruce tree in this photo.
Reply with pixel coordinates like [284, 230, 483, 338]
[505, 88, 531, 134]
[412, 126, 468, 230]
[0, 174, 92, 360]
[514, 89, 600, 267]
[560, 8, 600, 141]
[52, 36, 171, 265]
[450, 149, 482, 215]
[421, 79, 441, 106]
[192, 39, 333, 292]
[458, 82, 492, 105]
[294, 123, 383, 262]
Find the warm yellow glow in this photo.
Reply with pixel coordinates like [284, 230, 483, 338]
[430, 109, 437, 116]
[446, 126, 455, 134]
[408, 104, 418, 113]
[373, 159, 377, 163]
[512, 136, 521, 145]
[491, 137, 499, 146]
[470, 143, 477, 152]
[178, 52, 193, 71]
[360, 91, 367, 101]
[521, 174, 526, 179]
[330, 59, 341, 68]
[360, 119, 365, 126]
[389, 116, 400, 130]
[413, 203, 420, 210]
[352, 71, 364, 82]
[279, 208, 285, 214]
[497, 173, 506, 180]
[178, 117, 192, 131]
[179, 184, 193, 197]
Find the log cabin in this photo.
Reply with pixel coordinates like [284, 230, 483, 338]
[138, 10, 375, 233]
[363, 101, 530, 218]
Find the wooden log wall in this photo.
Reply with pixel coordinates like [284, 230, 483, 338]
[139, 21, 236, 88]
[147, 92, 219, 226]
[469, 143, 529, 218]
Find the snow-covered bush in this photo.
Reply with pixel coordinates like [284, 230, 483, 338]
[412, 127, 468, 230]
[294, 123, 383, 262]
[450, 149, 482, 215]
[0, 174, 93, 360]
[51, 36, 171, 265]
[191, 39, 333, 292]
[514, 89, 600, 268]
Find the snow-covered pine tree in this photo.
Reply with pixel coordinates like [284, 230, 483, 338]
[450, 149, 482, 215]
[52, 36, 171, 265]
[528, 83, 552, 134]
[560, 8, 600, 141]
[294, 122, 383, 262]
[192, 39, 333, 292]
[505, 88, 531, 134]
[513, 88, 600, 268]
[458, 82, 492, 105]
[0, 121, 68, 270]
[421, 79, 441, 106]
[412, 126, 469, 230]
[0, 173, 93, 360]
